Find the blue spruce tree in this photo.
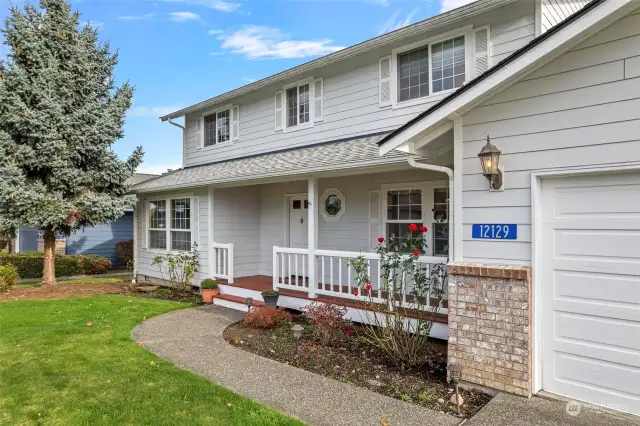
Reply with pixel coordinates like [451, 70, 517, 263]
[0, 0, 143, 285]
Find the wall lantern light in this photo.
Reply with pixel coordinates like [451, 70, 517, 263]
[478, 136, 503, 191]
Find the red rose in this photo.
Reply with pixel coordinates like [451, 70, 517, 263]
[365, 283, 372, 291]
[420, 226, 427, 233]
[353, 289, 359, 296]
[412, 250, 420, 256]
[409, 224, 418, 232]
[432, 207, 436, 212]
[377, 237, 384, 243]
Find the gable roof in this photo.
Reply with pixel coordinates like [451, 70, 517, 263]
[159, 0, 517, 121]
[131, 133, 408, 193]
[378, 0, 637, 155]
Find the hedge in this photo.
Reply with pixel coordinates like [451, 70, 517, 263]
[0, 251, 112, 279]
[115, 239, 133, 267]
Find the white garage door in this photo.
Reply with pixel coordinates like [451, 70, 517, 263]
[541, 171, 640, 416]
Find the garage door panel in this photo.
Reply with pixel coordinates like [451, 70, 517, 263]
[555, 312, 640, 355]
[555, 230, 640, 260]
[541, 171, 640, 416]
[554, 351, 640, 398]
[554, 270, 640, 306]
[552, 182, 640, 217]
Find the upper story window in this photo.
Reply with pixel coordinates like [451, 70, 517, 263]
[397, 35, 465, 104]
[275, 78, 323, 133]
[286, 83, 310, 128]
[203, 109, 230, 147]
[380, 26, 489, 109]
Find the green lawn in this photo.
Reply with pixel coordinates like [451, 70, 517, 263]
[0, 296, 303, 425]
[15, 275, 131, 289]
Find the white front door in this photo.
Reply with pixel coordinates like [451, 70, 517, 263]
[540, 172, 640, 416]
[289, 196, 308, 249]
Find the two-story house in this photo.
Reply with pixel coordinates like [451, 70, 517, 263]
[132, 0, 640, 415]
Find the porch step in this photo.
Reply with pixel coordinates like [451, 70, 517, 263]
[214, 293, 264, 307]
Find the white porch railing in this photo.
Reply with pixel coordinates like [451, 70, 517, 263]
[212, 242, 234, 283]
[273, 246, 448, 311]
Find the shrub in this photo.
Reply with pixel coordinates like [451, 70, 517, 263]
[0, 264, 19, 292]
[152, 243, 199, 293]
[0, 251, 112, 279]
[200, 278, 218, 289]
[115, 239, 133, 266]
[303, 302, 351, 346]
[243, 306, 291, 329]
[261, 290, 279, 296]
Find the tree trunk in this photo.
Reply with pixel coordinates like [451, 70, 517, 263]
[42, 230, 56, 286]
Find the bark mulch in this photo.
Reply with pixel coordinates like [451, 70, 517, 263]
[0, 283, 128, 302]
[223, 316, 494, 418]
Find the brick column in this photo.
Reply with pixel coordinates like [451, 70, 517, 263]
[447, 263, 532, 397]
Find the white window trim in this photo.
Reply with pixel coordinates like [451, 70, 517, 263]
[283, 77, 315, 134]
[201, 104, 234, 149]
[145, 193, 194, 253]
[320, 188, 346, 222]
[380, 181, 448, 257]
[431, 185, 450, 257]
[390, 25, 473, 110]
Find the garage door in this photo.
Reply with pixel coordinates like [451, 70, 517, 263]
[541, 171, 640, 416]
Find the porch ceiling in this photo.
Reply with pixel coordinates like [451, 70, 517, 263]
[132, 132, 411, 193]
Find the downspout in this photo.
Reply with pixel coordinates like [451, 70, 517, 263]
[166, 118, 186, 168]
[407, 155, 454, 261]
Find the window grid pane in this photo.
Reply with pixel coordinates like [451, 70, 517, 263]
[286, 87, 298, 127]
[432, 36, 465, 94]
[149, 200, 167, 230]
[298, 84, 310, 124]
[171, 198, 191, 230]
[171, 231, 191, 252]
[433, 188, 449, 256]
[204, 114, 216, 147]
[397, 46, 429, 102]
[386, 189, 422, 221]
[216, 109, 230, 143]
[149, 230, 166, 249]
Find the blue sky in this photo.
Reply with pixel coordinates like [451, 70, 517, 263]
[0, 0, 472, 174]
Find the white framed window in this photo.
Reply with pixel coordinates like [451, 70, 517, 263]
[384, 188, 424, 246]
[147, 196, 193, 251]
[276, 77, 323, 133]
[432, 187, 449, 257]
[197, 104, 239, 149]
[320, 188, 346, 222]
[390, 26, 473, 110]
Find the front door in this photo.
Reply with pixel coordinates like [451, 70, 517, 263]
[288, 196, 308, 248]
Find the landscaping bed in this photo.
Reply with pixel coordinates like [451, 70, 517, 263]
[223, 314, 493, 418]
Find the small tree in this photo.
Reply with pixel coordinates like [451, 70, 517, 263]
[0, 0, 143, 285]
[349, 224, 447, 368]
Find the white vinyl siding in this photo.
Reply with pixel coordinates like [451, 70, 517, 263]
[182, 1, 534, 167]
[460, 10, 640, 265]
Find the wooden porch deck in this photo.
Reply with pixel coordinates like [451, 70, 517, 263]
[216, 275, 448, 324]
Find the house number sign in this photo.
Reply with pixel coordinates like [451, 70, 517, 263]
[472, 224, 517, 240]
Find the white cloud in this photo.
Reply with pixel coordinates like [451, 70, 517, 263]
[208, 29, 224, 35]
[378, 9, 417, 35]
[168, 11, 201, 22]
[440, 0, 475, 13]
[118, 14, 155, 21]
[129, 104, 184, 118]
[217, 26, 344, 60]
[155, 0, 240, 12]
[136, 163, 183, 175]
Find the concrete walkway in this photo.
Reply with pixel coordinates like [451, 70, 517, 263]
[132, 304, 460, 426]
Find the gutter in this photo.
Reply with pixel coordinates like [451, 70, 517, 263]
[407, 156, 454, 261]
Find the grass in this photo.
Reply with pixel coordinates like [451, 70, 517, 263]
[0, 296, 304, 425]
[15, 275, 130, 289]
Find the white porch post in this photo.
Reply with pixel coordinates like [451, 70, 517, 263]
[308, 177, 318, 298]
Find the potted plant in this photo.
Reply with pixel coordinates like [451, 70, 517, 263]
[261, 289, 280, 307]
[200, 278, 219, 304]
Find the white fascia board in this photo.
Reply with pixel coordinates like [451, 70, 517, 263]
[160, 0, 517, 121]
[379, 0, 638, 156]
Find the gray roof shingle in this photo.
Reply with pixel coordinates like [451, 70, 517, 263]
[132, 133, 408, 192]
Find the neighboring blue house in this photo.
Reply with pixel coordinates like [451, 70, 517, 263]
[15, 173, 157, 265]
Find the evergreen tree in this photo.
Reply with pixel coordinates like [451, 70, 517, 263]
[0, 0, 143, 285]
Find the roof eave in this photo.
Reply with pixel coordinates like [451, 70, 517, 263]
[379, 0, 634, 155]
[159, 0, 517, 121]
